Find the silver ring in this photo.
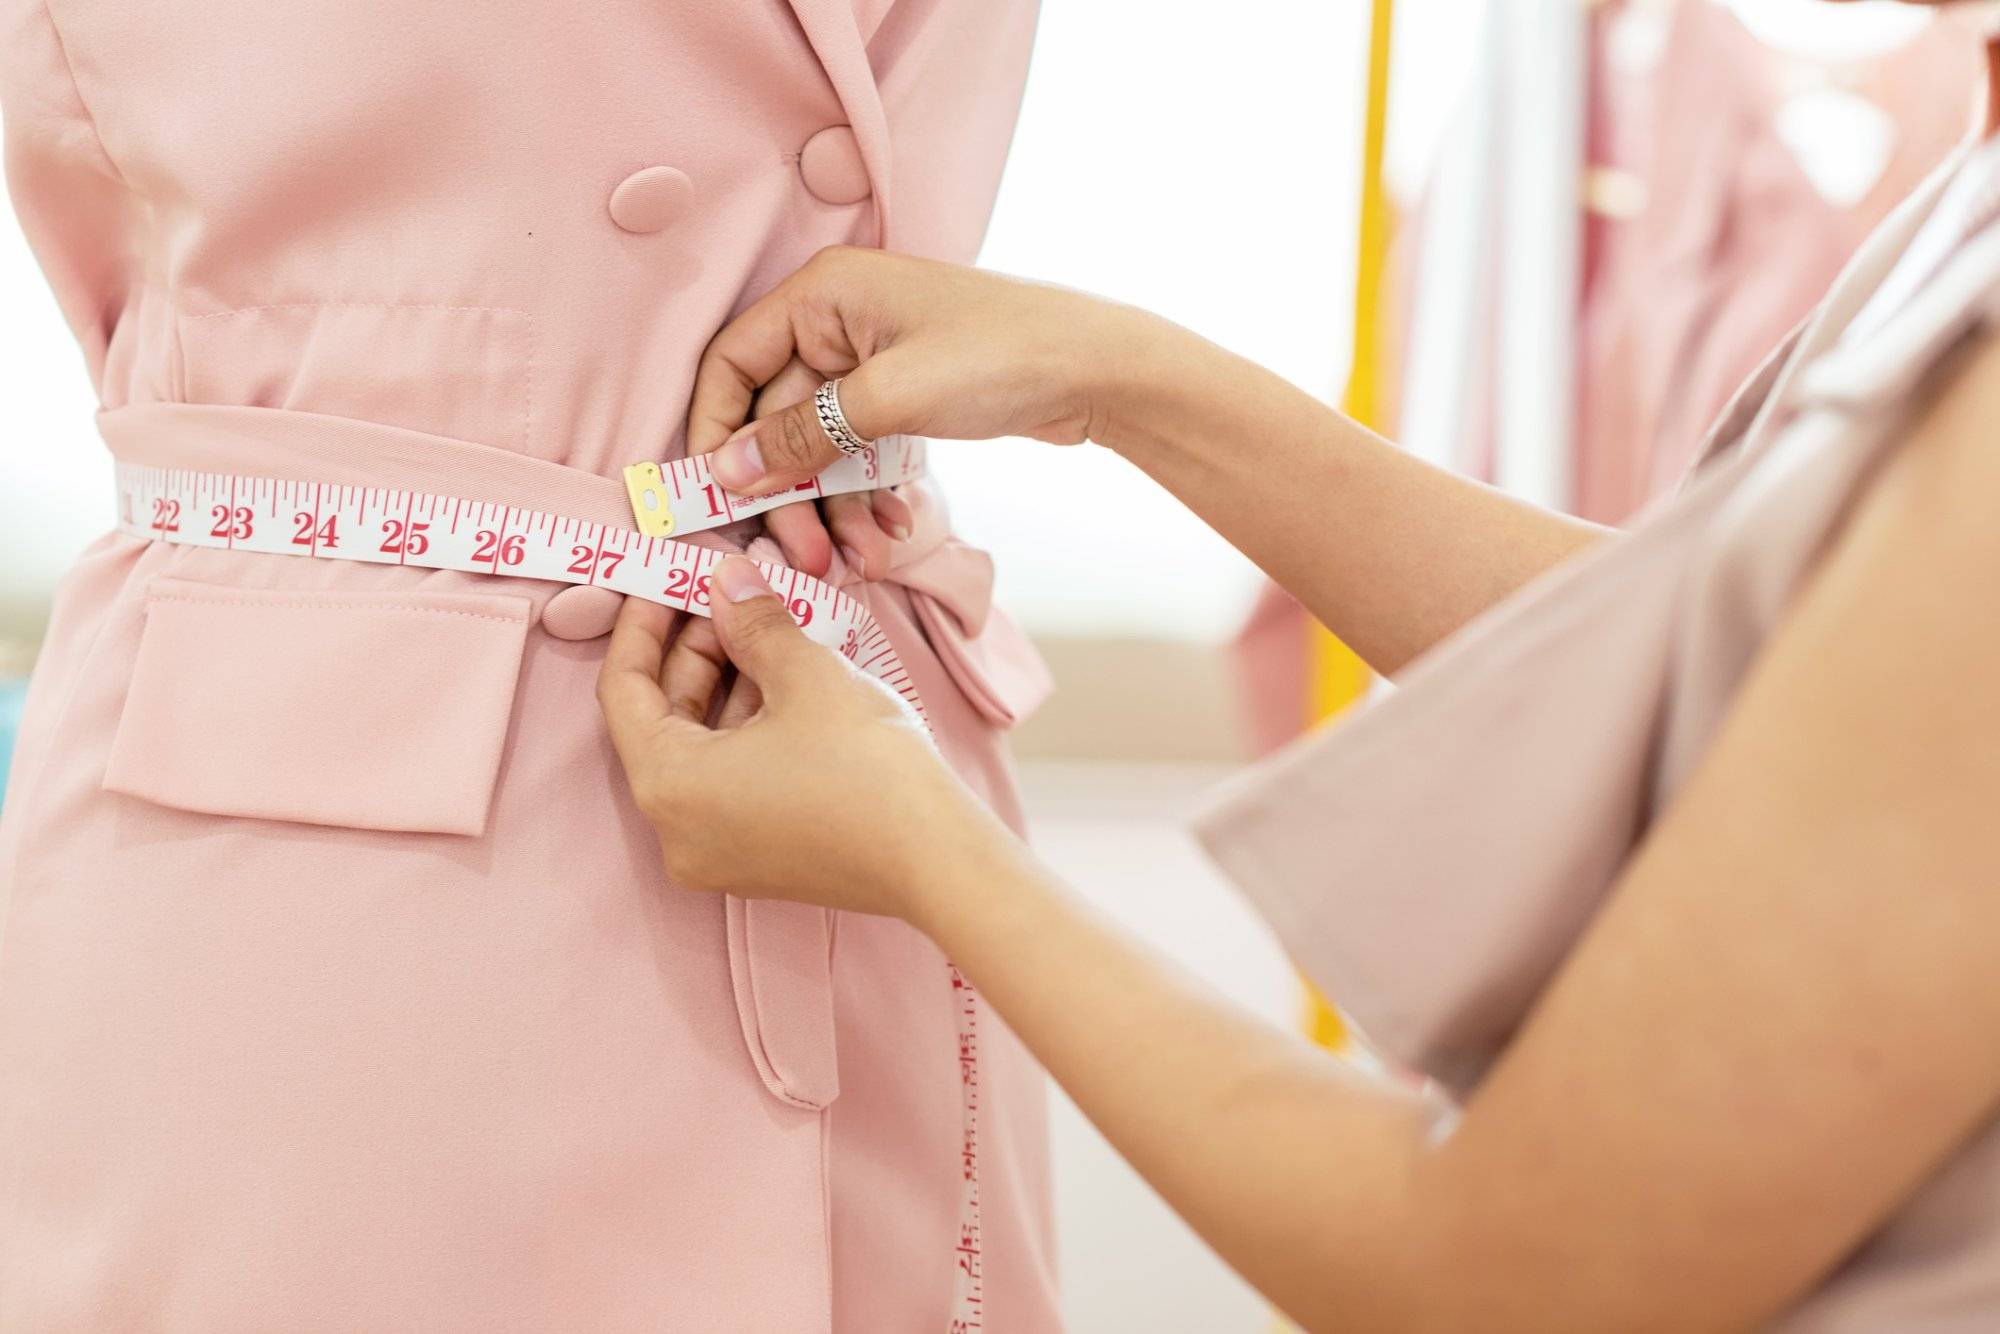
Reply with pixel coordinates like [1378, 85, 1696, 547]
[814, 378, 873, 459]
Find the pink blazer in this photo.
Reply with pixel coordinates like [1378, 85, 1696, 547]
[0, 3, 1058, 1330]
[1200, 147, 2000, 1328]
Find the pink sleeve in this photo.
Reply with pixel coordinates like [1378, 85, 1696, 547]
[0, 0, 136, 387]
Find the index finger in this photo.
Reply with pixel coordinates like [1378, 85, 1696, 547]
[597, 596, 685, 764]
[687, 285, 809, 458]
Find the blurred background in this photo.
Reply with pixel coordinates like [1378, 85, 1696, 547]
[0, 0, 1983, 1327]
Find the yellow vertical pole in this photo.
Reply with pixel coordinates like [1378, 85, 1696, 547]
[1304, 0, 1396, 1053]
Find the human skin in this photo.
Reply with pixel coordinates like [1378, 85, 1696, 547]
[597, 23, 2000, 1328]
[696, 250, 1607, 677]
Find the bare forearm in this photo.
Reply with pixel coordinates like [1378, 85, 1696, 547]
[1094, 315, 1606, 675]
[911, 830, 1436, 1329]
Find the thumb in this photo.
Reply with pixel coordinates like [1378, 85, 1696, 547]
[708, 358, 905, 496]
[709, 557, 828, 696]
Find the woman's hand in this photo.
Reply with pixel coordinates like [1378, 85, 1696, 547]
[694, 245, 1603, 676]
[687, 246, 1163, 573]
[734, 353, 917, 583]
[595, 554, 1013, 917]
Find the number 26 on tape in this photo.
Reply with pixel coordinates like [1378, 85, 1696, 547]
[472, 529, 525, 566]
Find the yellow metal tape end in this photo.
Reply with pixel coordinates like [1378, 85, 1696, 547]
[622, 461, 677, 537]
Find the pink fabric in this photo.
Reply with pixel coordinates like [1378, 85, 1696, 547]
[103, 578, 534, 836]
[1227, 583, 1315, 758]
[1199, 143, 2000, 1328]
[1574, 1, 1980, 524]
[0, 2, 1059, 1329]
[876, 474, 1053, 728]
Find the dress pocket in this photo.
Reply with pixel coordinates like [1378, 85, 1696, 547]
[102, 576, 531, 836]
[725, 896, 841, 1110]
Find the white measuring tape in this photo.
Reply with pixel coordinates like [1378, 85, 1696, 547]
[113, 441, 929, 721]
[114, 441, 989, 1330]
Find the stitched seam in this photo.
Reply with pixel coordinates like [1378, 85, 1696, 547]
[182, 302, 528, 320]
[522, 309, 535, 456]
[146, 594, 526, 625]
[37, 1, 135, 191]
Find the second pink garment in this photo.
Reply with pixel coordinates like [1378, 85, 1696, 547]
[1201, 136, 2000, 1331]
[1574, 0, 1981, 523]
[0, 1, 1060, 1330]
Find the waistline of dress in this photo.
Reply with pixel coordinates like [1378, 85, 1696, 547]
[97, 402, 1052, 728]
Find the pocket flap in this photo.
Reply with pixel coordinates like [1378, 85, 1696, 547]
[103, 577, 531, 836]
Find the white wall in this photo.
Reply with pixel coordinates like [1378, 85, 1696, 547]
[0, 181, 103, 636]
[949, 0, 1371, 642]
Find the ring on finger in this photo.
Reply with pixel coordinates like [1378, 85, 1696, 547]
[814, 378, 873, 458]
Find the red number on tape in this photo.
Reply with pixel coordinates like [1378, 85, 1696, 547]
[380, 518, 430, 556]
[473, 529, 525, 567]
[293, 511, 339, 550]
[208, 504, 252, 540]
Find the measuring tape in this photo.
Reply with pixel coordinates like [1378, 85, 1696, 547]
[113, 447, 929, 723]
[114, 443, 989, 1330]
[618, 434, 925, 539]
[949, 961, 985, 1331]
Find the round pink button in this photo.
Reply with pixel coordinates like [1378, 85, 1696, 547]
[799, 126, 871, 206]
[539, 585, 624, 641]
[608, 166, 694, 235]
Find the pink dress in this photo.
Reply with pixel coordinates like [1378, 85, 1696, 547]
[0, 2, 1059, 1329]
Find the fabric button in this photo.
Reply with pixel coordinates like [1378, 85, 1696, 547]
[608, 166, 694, 234]
[540, 585, 624, 641]
[799, 126, 871, 206]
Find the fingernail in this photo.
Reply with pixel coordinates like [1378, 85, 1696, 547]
[714, 557, 774, 603]
[711, 427, 765, 490]
[837, 544, 867, 577]
[872, 490, 913, 542]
